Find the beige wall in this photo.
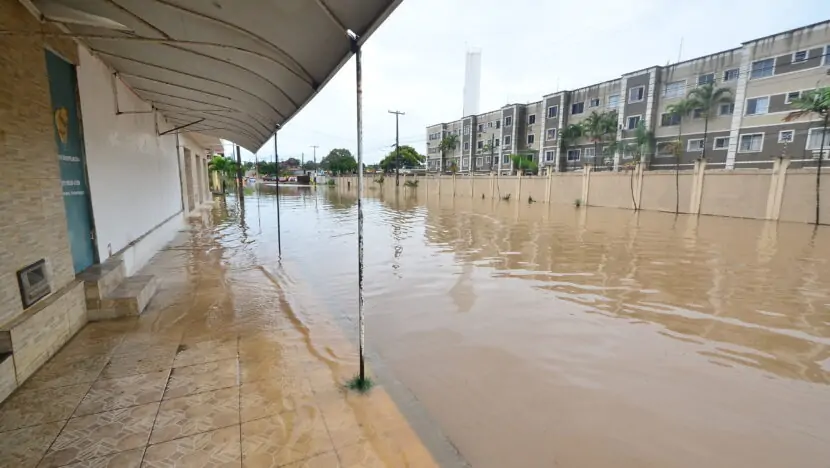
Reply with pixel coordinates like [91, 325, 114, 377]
[700, 171, 771, 219]
[0, 1, 79, 326]
[640, 172, 694, 213]
[778, 172, 830, 224]
[333, 164, 830, 226]
[589, 173, 636, 209]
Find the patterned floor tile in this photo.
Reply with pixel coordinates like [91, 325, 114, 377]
[172, 339, 238, 368]
[51, 337, 123, 363]
[39, 402, 158, 467]
[240, 406, 334, 467]
[239, 377, 314, 422]
[163, 358, 239, 400]
[58, 447, 144, 467]
[316, 389, 405, 449]
[238, 355, 288, 384]
[99, 350, 175, 380]
[0, 422, 63, 468]
[74, 370, 169, 416]
[143, 425, 241, 468]
[24, 354, 110, 390]
[149, 387, 239, 444]
[337, 442, 386, 468]
[0, 382, 90, 431]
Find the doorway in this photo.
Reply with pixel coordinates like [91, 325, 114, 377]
[45, 50, 96, 273]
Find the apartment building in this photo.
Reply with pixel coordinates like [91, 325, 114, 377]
[425, 20, 830, 173]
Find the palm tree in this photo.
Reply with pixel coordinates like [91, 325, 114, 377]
[438, 134, 459, 173]
[582, 111, 618, 169]
[665, 99, 694, 214]
[612, 122, 654, 210]
[208, 155, 237, 193]
[686, 83, 733, 162]
[784, 87, 830, 225]
[559, 123, 584, 172]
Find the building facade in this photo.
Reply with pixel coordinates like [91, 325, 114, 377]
[425, 20, 830, 173]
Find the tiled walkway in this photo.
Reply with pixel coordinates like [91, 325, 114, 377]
[0, 213, 438, 467]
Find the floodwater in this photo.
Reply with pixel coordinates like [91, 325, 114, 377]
[231, 184, 830, 468]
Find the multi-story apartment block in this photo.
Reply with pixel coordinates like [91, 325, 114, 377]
[426, 20, 830, 173]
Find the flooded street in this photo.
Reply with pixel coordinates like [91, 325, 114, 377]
[236, 184, 830, 468]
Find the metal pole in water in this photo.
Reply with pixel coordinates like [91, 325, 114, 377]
[351, 33, 366, 382]
[274, 131, 282, 258]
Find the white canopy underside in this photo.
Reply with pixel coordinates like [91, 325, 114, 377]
[32, 0, 401, 152]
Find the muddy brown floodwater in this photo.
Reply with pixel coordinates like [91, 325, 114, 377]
[228, 184, 830, 468]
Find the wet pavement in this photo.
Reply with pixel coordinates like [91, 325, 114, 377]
[0, 197, 442, 467]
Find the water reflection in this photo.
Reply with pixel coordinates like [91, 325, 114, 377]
[227, 184, 830, 468]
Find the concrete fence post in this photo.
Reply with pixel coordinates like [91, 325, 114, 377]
[582, 164, 592, 206]
[452, 173, 456, 197]
[689, 159, 707, 214]
[516, 172, 523, 201]
[545, 167, 552, 203]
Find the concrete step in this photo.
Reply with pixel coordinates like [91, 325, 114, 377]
[0, 353, 15, 403]
[77, 257, 125, 311]
[88, 275, 159, 321]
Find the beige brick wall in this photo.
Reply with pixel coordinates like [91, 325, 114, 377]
[0, 0, 79, 325]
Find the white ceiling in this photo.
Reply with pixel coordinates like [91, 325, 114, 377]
[32, 0, 402, 152]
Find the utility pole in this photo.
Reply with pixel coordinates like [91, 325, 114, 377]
[388, 110, 405, 186]
[235, 144, 243, 189]
[310, 145, 319, 181]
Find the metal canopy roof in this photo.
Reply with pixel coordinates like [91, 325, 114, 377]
[31, 0, 402, 152]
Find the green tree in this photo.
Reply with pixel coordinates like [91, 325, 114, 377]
[379, 145, 425, 172]
[320, 148, 358, 174]
[302, 160, 318, 171]
[784, 87, 830, 225]
[559, 123, 584, 171]
[438, 134, 458, 172]
[686, 82, 733, 162]
[510, 153, 538, 175]
[208, 155, 238, 193]
[243, 161, 255, 170]
[611, 121, 654, 211]
[582, 111, 617, 167]
[283, 157, 301, 168]
[665, 98, 695, 214]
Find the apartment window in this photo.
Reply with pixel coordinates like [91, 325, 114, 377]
[495, 138, 500, 146]
[571, 102, 585, 114]
[589, 98, 601, 108]
[713, 137, 730, 150]
[719, 103, 735, 116]
[566, 149, 581, 161]
[739, 133, 764, 152]
[463, 126, 471, 135]
[656, 142, 674, 157]
[462, 158, 469, 168]
[778, 130, 795, 143]
[504, 135, 512, 145]
[785, 91, 801, 104]
[463, 142, 470, 150]
[485, 156, 491, 164]
[697, 73, 715, 85]
[547, 105, 558, 118]
[807, 128, 830, 151]
[607, 94, 620, 108]
[692, 108, 704, 119]
[687, 139, 704, 152]
[660, 113, 681, 126]
[723, 68, 740, 81]
[488, 121, 494, 128]
[746, 97, 770, 115]
[663, 80, 685, 99]
[626, 115, 641, 130]
[504, 116, 513, 126]
[476, 157, 483, 167]
[527, 134, 535, 144]
[496, 120, 501, 129]
[628, 86, 645, 103]
[503, 154, 509, 164]
[583, 147, 596, 159]
[546, 128, 557, 140]
[792, 50, 808, 63]
[545, 150, 556, 162]
[750, 58, 775, 79]
[528, 114, 536, 125]
[477, 140, 483, 149]
[477, 124, 484, 132]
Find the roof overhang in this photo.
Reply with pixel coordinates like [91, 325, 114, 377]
[28, 0, 402, 152]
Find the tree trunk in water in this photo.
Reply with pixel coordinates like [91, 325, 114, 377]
[630, 163, 638, 211]
[701, 116, 709, 162]
[817, 116, 827, 225]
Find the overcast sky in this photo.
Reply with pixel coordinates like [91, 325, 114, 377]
[225, 0, 830, 164]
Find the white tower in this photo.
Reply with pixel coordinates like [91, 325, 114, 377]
[462, 49, 481, 117]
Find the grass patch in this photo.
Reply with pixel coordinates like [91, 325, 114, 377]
[345, 374, 375, 394]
